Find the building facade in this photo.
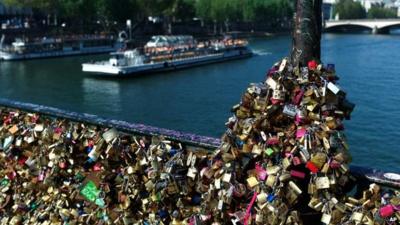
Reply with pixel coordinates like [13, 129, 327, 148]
[323, 0, 339, 20]
[358, 0, 385, 11]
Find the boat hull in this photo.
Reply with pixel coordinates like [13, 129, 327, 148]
[82, 49, 253, 77]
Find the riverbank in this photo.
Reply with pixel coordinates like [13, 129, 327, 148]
[0, 20, 291, 45]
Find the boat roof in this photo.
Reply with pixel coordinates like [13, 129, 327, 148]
[110, 52, 124, 55]
[146, 35, 194, 47]
[150, 35, 193, 40]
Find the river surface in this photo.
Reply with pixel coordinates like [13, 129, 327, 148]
[0, 34, 399, 171]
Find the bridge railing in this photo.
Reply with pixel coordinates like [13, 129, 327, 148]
[326, 18, 400, 22]
[0, 98, 399, 189]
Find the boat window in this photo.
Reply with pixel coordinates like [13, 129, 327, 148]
[111, 53, 123, 60]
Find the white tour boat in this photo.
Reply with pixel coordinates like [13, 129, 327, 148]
[81, 35, 252, 76]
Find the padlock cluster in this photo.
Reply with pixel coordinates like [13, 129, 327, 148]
[0, 109, 217, 225]
[212, 58, 399, 225]
[0, 57, 399, 225]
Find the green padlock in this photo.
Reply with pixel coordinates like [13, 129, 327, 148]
[80, 180, 100, 202]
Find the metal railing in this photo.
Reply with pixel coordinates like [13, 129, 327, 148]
[0, 98, 398, 188]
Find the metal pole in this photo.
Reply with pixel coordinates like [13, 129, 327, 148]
[291, 0, 322, 66]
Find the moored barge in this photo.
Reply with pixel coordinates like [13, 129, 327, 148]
[0, 35, 123, 61]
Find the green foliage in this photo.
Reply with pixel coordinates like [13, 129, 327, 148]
[173, 0, 196, 21]
[367, 6, 398, 19]
[3, 0, 61, 12]
[96, 0, 142, 22]
[3, 0, 294, 24]
[195, 0, 212, 21]
[197, 0, 294, 22]
[333, 0, 366, 19]
[208, 0, 241, 22]
[59, 0, 98, 20]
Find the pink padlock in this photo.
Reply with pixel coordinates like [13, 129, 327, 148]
[255, 164, 267, 181]
[329, 160, 341, 169]
[7, 171, 16, 180]
[295, 110, 306, 125]
[270, 98, 282, 105]
[293, 156, 302, 166]
[290, 170, 305, 179]
[266, 137, 279, 145]
[93, 163, 102, 171]
[59, 161, 67, 169]
[38, 171, 45, 181]
[296, 128, 306, 139]
[379, 205, 394, 218]
[292, 89, 304, 105]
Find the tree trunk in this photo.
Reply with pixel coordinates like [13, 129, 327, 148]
[290, 0, 322, 67]
[213, 21, 217, 35]
[225, 19, 229, 33]
[53, 13, 57, 26]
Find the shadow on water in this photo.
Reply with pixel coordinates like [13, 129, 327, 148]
[87, 56, 254, 81]
[325, 26, 400, 35]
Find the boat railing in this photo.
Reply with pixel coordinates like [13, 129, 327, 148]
[0, 98, 398, 189]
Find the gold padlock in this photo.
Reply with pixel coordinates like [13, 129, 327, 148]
[321, 163, 330, 174]
[286, 189, 299, 206]
[351, 212, 364, 222]
[320, 213, 331, 224]
[247, 176, 259, 188]
[289, 181, 302, 195]
[308, 198, 323, 211]
[308, 182, 317, 195]
[315, 177, 330, 189]
[252, 144, 263, 155]
[282, 157, 291, 169]
[265, 175, 276, 187]
[310, 152, 327, 169]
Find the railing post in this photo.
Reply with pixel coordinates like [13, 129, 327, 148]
[291, 0, 322, 66]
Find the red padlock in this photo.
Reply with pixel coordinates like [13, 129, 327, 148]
[18, 156, 27, 165]
[308, 60, 317, 70]
[306, 161, 319, 173]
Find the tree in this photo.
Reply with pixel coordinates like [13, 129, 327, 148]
[334, 0, 366, 19]
[2, 0, 296, 32]
[96, 0, 141, 23]
[3, 0, 62, 24]
[169, 0, 196, 22]
[195, 0, 242, 33]
[367, 6, 397, 19]
[243, 0, 294, 22]
[195, 0, 212, 21]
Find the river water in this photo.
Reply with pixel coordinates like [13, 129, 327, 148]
[0, 34, 399, 171]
